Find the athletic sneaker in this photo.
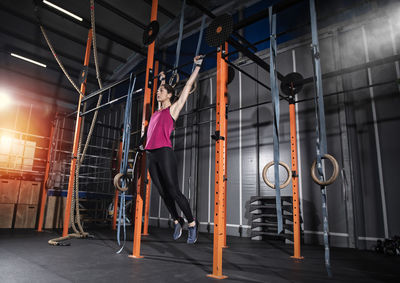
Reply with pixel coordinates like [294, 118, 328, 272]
[173, 217, 185, 240]
[187, 219, 199, 244]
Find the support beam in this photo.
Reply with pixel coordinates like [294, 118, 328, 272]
[143, 60, 159, 236]
[223, 43, 228, 249]
[207, 44, 228, 280]
[227, 38, 285, 80]
[130, 0, 158, 259]
[96, 0, 147, 29]
[289, 98, 303, 259]
[234, 0, 304, 31]
[37, 122, 55, 232]
[143, 0, 175, 19]
[62, 29, 93, 237]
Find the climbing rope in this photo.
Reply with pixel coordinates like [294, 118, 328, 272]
[44, 1, 106, 244]
[39, 25, 83, 97]
[68, 0, 106, 239]
[79, 0, 105, 164]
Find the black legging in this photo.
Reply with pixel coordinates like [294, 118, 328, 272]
[147, 147, 194, 223]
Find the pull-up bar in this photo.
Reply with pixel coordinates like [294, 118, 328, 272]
[80, 88, 144, 117]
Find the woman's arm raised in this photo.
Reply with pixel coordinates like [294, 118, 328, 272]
[170, 55, 203, 120]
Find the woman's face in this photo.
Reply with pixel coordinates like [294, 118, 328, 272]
[157, 86, 172, 103]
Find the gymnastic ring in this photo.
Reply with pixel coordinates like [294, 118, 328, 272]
[262, 161, 292, 189]
[113, 172, 129, 192]
[310, 154, 339, 186]
[169, 72, 180, 88]
[189, 79, 198, 94]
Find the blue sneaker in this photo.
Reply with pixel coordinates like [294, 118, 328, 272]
[173, 217, 185, 240]
[187, 219, 199, 244]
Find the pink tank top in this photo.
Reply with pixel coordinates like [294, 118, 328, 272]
[145, 107, 174, 150]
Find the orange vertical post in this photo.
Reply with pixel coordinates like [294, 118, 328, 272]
[207, 45, 228, 280]
[37, 123, 55, 232]
[143, 60, 158, 236]
[289, 99, 303, 259]
[62, 30, 93, 237]
[112, 140, 123, 230]
[130, 0, 158, 258]
[222, 43, 228, 249]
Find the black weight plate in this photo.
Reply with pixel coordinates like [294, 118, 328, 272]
[143, 21, 160, 46]
[280, 72, 304, 96]
[205, 14, 233, 47]
[227, 66, 235, 84]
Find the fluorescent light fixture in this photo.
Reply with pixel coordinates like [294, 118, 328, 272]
[10, 53, 47, 68]
[43, 0, 83, 22]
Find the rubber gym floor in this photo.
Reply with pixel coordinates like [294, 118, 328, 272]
[0, 227, 399, 283]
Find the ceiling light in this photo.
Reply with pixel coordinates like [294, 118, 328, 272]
[42, 0, 83, 22]
[10, 53, 47, 68]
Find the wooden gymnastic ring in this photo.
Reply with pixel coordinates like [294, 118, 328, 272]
[310, 154, 339, 186]
[262, 161, 292, 189]
[169, 72, 180, 88]
[113, 172, 128, 192]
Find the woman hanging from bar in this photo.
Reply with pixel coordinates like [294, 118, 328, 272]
[144, 55, 203, 244]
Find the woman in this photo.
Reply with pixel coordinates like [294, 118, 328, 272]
[144, 55, 203, 244]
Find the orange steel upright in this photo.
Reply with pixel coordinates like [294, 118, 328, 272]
[112, 140, 123, 230]
[62, 30, 93, 237]
[37, 122, 55, 232]
[130, 0, 158, 258]
[207, 44, 228, 280]
[289, 98, 303, 259]
[142, 60, 159, 236]
[222, 43, 228, 249]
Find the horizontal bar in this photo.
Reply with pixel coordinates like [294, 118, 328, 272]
[234, 0, 305, 31]
[222, 57, 271, 91]
[222, 58, 288, 101]
[82, 76, 131, 102]
[156, 49, 217, 78]
[95, 0, 147, 29]
[226, 23, 308, 58]
[80, 88, 144, 117]
[293, 53, 400, 90]
[295, 79, 398, 104]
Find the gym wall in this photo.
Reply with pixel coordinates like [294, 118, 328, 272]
[148, 7, 400, 250]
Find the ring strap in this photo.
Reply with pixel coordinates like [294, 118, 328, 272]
[269, 6, 283, 234]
